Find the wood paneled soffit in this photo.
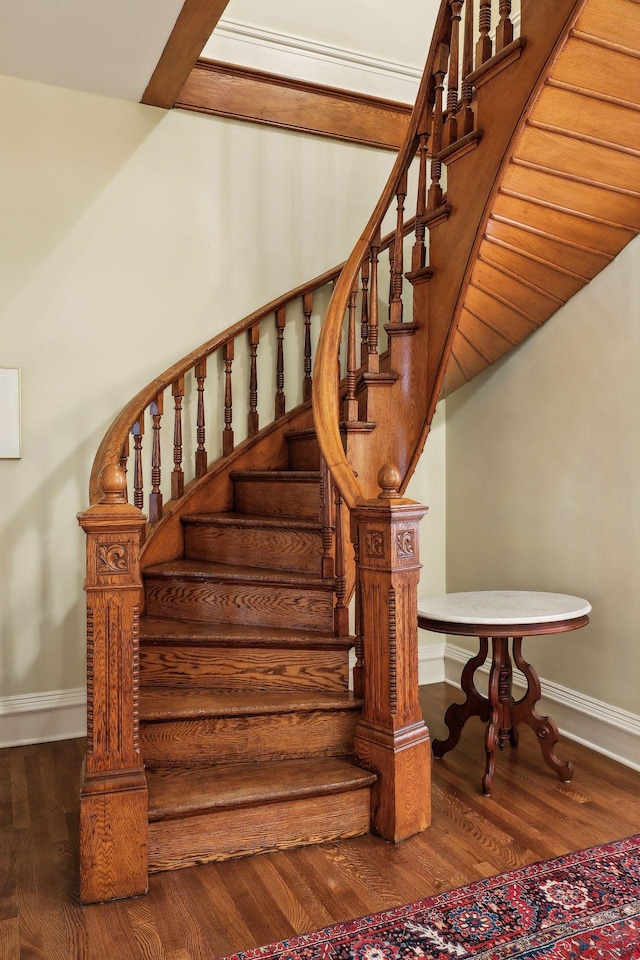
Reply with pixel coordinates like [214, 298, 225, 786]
[175, 60, 413, 151]
[142, 0, 232, 109]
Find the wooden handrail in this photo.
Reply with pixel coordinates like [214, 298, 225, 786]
[312, 0, 454, 509]
[90, 224, 414, 510]
[312, 0, 518, 508]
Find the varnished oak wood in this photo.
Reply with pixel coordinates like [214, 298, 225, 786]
[140, 645, 349, 692]
[82, 0, 640, 904]
[141, 0, 232, 109]
[139, 616, 351, 649]
[176, 60, 413, 151]
[140, 707, 359, 766]
[5, 690, 640, 958]
[146, 758, 375, 822]
[183, 512, 324, 574]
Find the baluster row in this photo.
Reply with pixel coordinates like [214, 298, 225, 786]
[118, 283, 338, 522]
[336, 0, 517, 432]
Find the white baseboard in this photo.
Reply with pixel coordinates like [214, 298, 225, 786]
[444, 642, 640, 772]
[4, 626, 635, 774]
[419, 642, 446, 685]
[0, 688, 86, 748]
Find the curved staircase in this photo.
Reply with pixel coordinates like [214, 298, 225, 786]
[78, 0, 640, 903]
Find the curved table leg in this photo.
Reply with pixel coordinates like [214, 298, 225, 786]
[511, 637, 573, 783]
[482, 637, 510, 797]
[433, 637, 490, 760]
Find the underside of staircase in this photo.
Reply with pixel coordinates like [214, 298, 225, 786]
[79, 0, 640, 904]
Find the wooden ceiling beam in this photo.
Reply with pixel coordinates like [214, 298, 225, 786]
[175, 60, 413, 151]
[142, 0, 232, 109]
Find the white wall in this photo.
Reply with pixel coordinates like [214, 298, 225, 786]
[218, 0, 438, 70]
[0, 72, 412, 722]
[204, 0, 439, 102]
[445, 235, 640, 719]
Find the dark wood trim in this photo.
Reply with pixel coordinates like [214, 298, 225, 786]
[142, 0, 232, 109]
[175, 59, 413, 151]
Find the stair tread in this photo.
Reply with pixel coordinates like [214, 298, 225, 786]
[140, 687, 362, 720]
[230, 470, 321, 481]
[182, 512, 322, 531]
[147, 757, 376, 820]
[284, 428, 317, 440]
[139, 616, 352, 648]
[144, 559, 331, 587]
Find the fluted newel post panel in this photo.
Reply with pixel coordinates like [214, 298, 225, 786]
[77, 463, 148, 904]
[352, 464, 431, 842]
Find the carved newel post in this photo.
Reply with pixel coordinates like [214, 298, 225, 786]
[77, 463, 148, 903]
[353, 464, 431, 842]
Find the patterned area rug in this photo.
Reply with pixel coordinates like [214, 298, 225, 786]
[223, 835, 640, 960]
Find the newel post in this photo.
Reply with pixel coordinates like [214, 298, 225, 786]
[77, 462, 148, 903]
[352, 464, 431, 842]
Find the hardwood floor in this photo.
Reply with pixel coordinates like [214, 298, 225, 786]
[3, 682, 639, 960]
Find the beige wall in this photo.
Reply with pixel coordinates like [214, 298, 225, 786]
[445, 234, 640, 716]
[0, 72, 436, 701]
[218, 0, 438, 68]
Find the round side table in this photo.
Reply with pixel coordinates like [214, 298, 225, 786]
[418, 591, 591, 797]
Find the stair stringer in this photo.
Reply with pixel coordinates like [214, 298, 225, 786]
[314, 0, 587, 506]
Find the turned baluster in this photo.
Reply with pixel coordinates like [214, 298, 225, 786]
[319, 457, 334, 579]
[248, 324, 260, 437]
[223, 341, 234, 457]
[195, 360, 207, 479]
[344, 281, 359, 422]
[476, 0, 492, 66]
[412, 105, 431, 273]
[387, 240, 395, 322]
[120, 435, 129, 480]
[275, 306, 286, 419]
[171, 376, 185, 501]
[149, 392, 163, 523]
[445, 1, 464, 148]
[496, 0, 513, 52]
[132, 417, 144, 511]
[460, 0, 475, 137]
[303, 291, 313, 402]
[360, 258, 370, 368]
[428, 44, 449, 213]
[367, 229, 381, 374]
[389, 172, 408, 325]
[333, 485, 349, 636]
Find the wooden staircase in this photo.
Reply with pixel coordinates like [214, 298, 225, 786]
[78, 0, 640, 904]
[138, 440, 373, 872]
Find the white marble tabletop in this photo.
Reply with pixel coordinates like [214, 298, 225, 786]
[418, 591, 592, 626]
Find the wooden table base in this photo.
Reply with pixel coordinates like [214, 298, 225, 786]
[432, 636, 573, 796]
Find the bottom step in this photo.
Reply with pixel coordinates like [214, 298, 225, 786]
[147, 757, 375, 872]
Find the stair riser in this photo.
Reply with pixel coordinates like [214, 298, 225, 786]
[234, 479, 321, 518]
[140, 646, 349, 691]
[141, 710, 359, 766]
[183, 524, 323, 575]
[286, 435, 321, 470]
[144, 578, 333, 630]
[148, 787, 371, 872]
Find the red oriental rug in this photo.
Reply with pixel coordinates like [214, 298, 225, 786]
[222, 835, 640, 960]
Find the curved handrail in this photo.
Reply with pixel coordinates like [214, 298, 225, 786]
[313, 0, 454, 509]
[92, 0, 519, 516]
[90, 226, 410, 510]
[90, 265, 344, 506]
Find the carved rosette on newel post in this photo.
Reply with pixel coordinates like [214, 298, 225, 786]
[77, 462, 148, 904]
[352, 464, 431, 842]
